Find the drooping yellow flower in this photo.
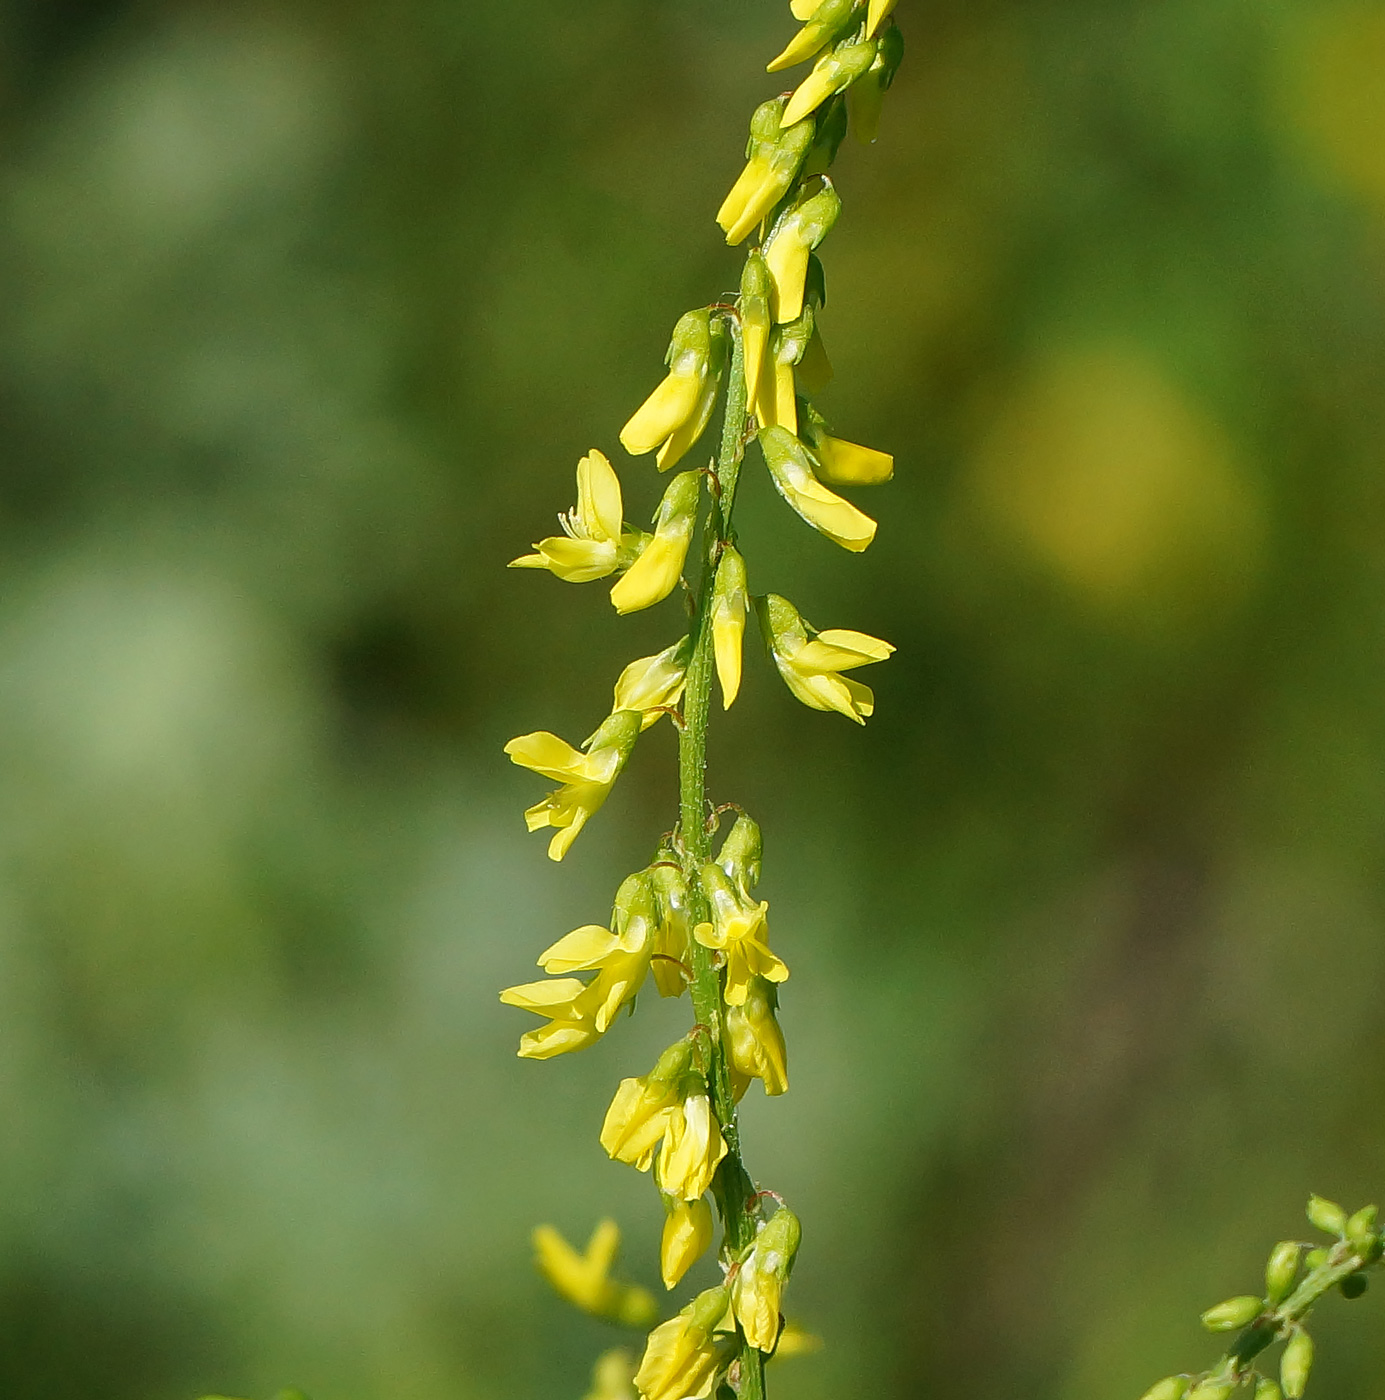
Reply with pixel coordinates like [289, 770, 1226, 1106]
[755, 593, 894, 724]
[533, 1219, 658, 1329]
[505, 709, 642, 860]
[583, 1350, 638, 1400]
[762, 181, 841, 323]
[717, 100, 816, 246]
[767, 0, 856, 73]
[660, 1194, 714, 1289]
[634, 1286, 736, 1400]
[693, 863, 787, 1008]
[613, 638, 690, 729]
[657, 1092, 728, 1202]
[759, 424, 877, 552]
[710, 547, 748, 709]
[647, 858, 692, 998]
[500, 871, 658, 1057]
[610, 471, 701, 615]
[727, 976, 789, 1098]
[620, 310, 725, 469]
[601, 1040, 695, 1170]
[509, 449, 643, 582]
[731, 1207, 801, 1352]
[780, 36, 879, 128]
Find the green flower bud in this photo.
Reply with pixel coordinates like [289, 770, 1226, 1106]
[1187, 1383, 1235, 1400]
[717, 812, 763, 892]
[1265, 1241, 1302, 1304]
[1306, 1195, 1347, 1237]
[1339, 1271, 1368, 1299]
[1345, 1204, 1378, 1252]
[1254, 1380, 1283, 1400]
[1201, 1296, 1264, 1332]
[1303, 1247, 1330, 1272]
[1137, 1377, 1190, 1400]
[1281, 1330, 1313, 1400]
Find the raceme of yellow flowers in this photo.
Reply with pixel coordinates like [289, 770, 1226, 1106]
[499, 3, 904, 1399]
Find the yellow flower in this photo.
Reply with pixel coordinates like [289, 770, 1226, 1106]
[601, 1040, 695, 1170]
[610, 472, 701, 615]
[710, 547, 748, 710]
[613, 638, 690, 729]
[693, 863, 787, 1008]
[739, 251, 772, 407]
[755, 593, 895, 724]
[762, 181, 841, 323]
[780, 36, 879, 128]
[731, 1207, 801, 1352]
[620, 310, 725, 469]
[583, 1350, 638, 1400]
[500, 872, 658, 1057]
[759, 425, 876, 552]
[533, 1219, 658, 1329]
[647, 859, 693, 998]
[767, 0, 856, 72]
[657, 1092, 728, 1202]
[727, 977, 789, 1098]
[660, 1194, 714, 1289]
[717, 101, 816, 247]
[714, 810, 763, 893]
[505, 709, 642, 860]
[634, 1286, 735, 1400]
[509, 449, 644, 582]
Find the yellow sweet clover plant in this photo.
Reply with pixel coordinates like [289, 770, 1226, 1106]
[497, 3, 904, 1398]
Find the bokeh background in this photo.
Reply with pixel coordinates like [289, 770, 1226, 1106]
[3, 0, 1385, 1397]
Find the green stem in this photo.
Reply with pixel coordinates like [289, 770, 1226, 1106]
[678, 325, 766, 1400]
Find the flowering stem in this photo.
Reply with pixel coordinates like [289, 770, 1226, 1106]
[677, 326, 766, 1400]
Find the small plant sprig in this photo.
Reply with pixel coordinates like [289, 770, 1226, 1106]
[1137, 1196, 1383, 1400]
[498, 3, 904, 1399]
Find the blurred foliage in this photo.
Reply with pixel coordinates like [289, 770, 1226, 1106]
[1, 0, 1385, 1398]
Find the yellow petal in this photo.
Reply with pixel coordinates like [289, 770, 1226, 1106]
[866, 0, 898, 37]
[661, 1197, 714, 1290]
[499, 977, 588, 1012]
[610, 533, 689, 615]
[814, 434, 892, 486]
[577, 449, 624, 542]
[655, 378, 718, 471]
[781, 65, 839, 127]
[505, 731, 611, 783]
[764, 221, 812, 324]
[620, 372, 703, 456]
[538, 924, 621, 973]
[716, 155, 772, 237]
[763, 444, 877, 551]
[518, 1018, 601, 1059]
[790, 0, 820, 17]
[795, 628, 895, 670]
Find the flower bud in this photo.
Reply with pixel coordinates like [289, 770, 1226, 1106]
[1200, 1296, 1263, 1332]
[1280, 1330, 1313, 1399]
[760, 425, 877, 552]
[763, 181, 842, 322]
[850, 21, 905, 143]
[661, 1194, 714, 1289]
[1303, 1247, 1330, 1272]
[717, 812, 763, 891]
[767, 0, 858, 73]
[1137, 1379, 1189, 1400]
[1306, 1195, 1347, 1237]
[732, 1206, 802, 1351]
[740, 252, 773, 406]
[711, 546, 749, 710]
[613, 637, 691, 727]
[1345, 1204, 1378, 1252]
[1254, 1381, 1284, 1400]
[781, 37, 880, 128]
[1186, 1383, 1234, 1400]
[610, 471, 701, 615]
[1264, 1241, 1301, 1305]
[1339, 1271, 1369, 1299]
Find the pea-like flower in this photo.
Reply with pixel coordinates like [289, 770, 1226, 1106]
[505, 709, 642, 860]
[694, 862, 788, 1008]
[739, 251, 772, 408]
[780, 36, 879, 128]
[633, 1285, 736, 1400]
[610, 472, 701, 615]
[620, 310, 725, 470]
[533, 1219, 658, 1329]
[756, 592, 895, 724]
[717, 100, 816, 247]
[710, 547, 748, 710]
[613, 638, 690, 729]
[767, 0, 856, 73]
[500, 871, 658, 1057]
[762, 180, 841, 323]
[759, 424, 877, 552]
[731, 1206, 801, 1352]
[510, 449, 645, 582]
[660, 1195, 714, 1290]
[727, 976, 789, 1098]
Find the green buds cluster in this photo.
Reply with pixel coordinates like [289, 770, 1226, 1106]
[1135, 1196, 1382, 1400]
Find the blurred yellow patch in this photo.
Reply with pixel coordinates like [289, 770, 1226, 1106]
[1273, 3, 1385, 210]
[969, 346, 1264, 622]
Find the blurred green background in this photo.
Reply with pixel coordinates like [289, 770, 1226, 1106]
[2, 0, 1385, 1397]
